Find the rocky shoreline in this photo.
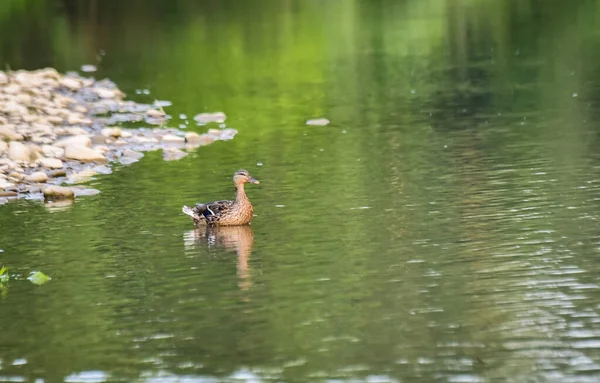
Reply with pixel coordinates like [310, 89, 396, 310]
[0, 68, 236, 204]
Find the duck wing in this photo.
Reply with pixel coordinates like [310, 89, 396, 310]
[201, 199, 235, 224]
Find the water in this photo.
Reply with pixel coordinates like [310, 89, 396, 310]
[2, 0, 600, 382]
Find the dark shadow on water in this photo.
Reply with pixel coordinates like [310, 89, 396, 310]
[183, 225, 254, 291]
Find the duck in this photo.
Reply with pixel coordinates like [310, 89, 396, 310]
[182, 169, 260, 226]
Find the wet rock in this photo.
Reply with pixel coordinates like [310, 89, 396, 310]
[72, 187, 101, 197]
[81, 64, 97, 73]
[163, 148, 187, 161]
[101, 127, 122, 138]
[193, 112, 226, 124]
[0, 179, 14, 190]
[162, 134, 185, 143]
[49, 169, 67, 178]
[90, 135, 106, 145]
[184, 132, 201, 143]
[146, 109, 166, 118]
[8, 142, 31, 162]
[306, 118, 330, 126]
[25, 171, 48, 183]
[60, 77, 81, 91]
[38, 157, 63, 169]
[68, 169, 97, 184]
[42, 145, 65, 159]
[55, 135, 92, 148]
[65, 145, 108, 163]
[43, 185, 75, 200]
[0, 126, 24, 141]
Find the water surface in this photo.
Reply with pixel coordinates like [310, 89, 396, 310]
[2, 1, 600, 382]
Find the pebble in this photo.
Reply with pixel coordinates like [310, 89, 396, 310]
[25, 171, 48, 183]
[68, 169, 97, 184]
[55, 135, 92, 148]
[64, 145, 108, 163]
[0, 126, 23, 141]
[42, 145, 65, 159]
[43, 185, 75, 200]
[162, 134, 185, 143]
[8, 142, 31, 162]
[38, 157, 63, 169]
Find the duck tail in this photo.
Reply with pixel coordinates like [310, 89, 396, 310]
[182, 205, 199, 220]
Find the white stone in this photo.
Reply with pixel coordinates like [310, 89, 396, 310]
[8, 142, 31, 162]
[38, 158, 63, 169]
[0, 179, 14, 190]
[55, 135, 92, 148]
[0, 126, 23, 141]
[68, 169, 97, 184]
[42, 145, 65, 158]
[60, 78, 81, 91]
[0, 141, 7, 155]
[25, 171, 48, 183]
[43, 185, 74, 199]
[64, 145, 107, 163]
[94, 88, 116, 99]
[101, 127, 123, 138]
[162, 134, 185, 143]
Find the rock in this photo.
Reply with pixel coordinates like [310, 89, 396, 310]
[146, 109, 166, 117]
[0, 141, 7, 155]
[68, 169, 97, 184]
[94, 87, 116, 99]
[90, 135, 106, 145]
[306, 118, 330, 126]
[163, 148, 187, 161]
[49, 169, 67, 178]
[38, 158, 63, 169]
[43, 185, 75, 200]
[122, 149, 144, 159]
[8, 172, 23, 180]
[162, 134, 185, 143]
[184, 132, 201, 143]
[25, 171, 48, 183]
[0, 191, 17, 197]
[8, 142, 31, 162]
[67, 114, 92, 125]
[72, 187, 101, 197]
[193, 112, 226, 124]
[55, 135, 92, 148]
[0, 126, 24, 141]
[42, 145, 65, 159]
[0, 72, 8, 84]
[65, 127, 87, 136]
[64, 145, 108, 163]
[60, 77, 81, 91]
[101, 127, 123, 138]
[0, 179, 15, 190]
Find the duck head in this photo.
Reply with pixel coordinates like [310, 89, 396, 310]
[233, 169, 260, 186]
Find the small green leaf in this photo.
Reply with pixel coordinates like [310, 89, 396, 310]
[28, 271, 51, 285]
[0, 266, 8, 283]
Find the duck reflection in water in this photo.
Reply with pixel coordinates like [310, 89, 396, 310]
[183, 225, 254, 291]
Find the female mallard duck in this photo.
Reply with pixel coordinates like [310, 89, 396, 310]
[182, 169, 260, 226]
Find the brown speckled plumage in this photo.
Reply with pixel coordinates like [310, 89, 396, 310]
[182, 169, 259, 226]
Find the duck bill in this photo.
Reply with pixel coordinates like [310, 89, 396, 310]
[250, 177, 260, 184]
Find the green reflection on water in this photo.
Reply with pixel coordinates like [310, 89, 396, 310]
[2, 0, 600, 382]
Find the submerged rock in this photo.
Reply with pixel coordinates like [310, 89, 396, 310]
[43, 185, 75, 200]
[64, 146, 107, 163]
